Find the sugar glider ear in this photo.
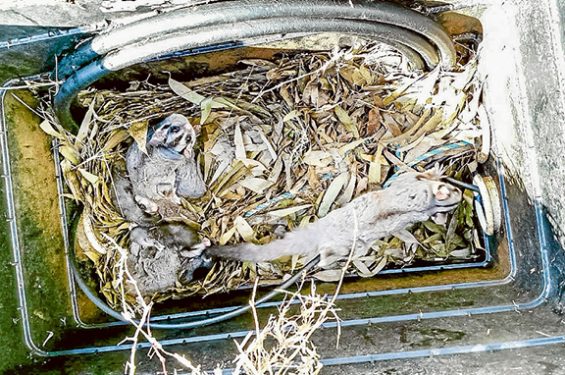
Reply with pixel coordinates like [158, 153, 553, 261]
[148, 129, 167, 147]
[432, 183, 452, 201]
[431, 212, 448, 225]
[166, 113, 189, 124]
[192, 122, 201, 137]
[416, 164, 445, 181]
[188, 123, 200, 148]
[389, 169, 419, 186]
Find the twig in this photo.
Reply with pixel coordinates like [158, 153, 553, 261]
[0, 81, 62, 91]
[125, 301, 152, 375]
[8, 92, 45, 118]
[251, 48, 346, 103]
[102, 234, 206, 375]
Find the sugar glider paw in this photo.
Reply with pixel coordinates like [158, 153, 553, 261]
[135, 195, 159, 214]
[186, 238, 211, 256]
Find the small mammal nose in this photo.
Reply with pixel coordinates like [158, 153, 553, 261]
[436, 185, 451, 200]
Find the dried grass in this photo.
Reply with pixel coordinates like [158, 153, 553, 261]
[42, 40, 486, 309]
[116, 213, 358, 374]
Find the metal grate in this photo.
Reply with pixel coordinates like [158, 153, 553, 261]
[2, 79, 507, 357]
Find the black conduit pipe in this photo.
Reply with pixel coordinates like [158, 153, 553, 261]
[55, 17, 448, 129]
[70, 246, 321, 329]
[103, 18, 438, 70]
[58, 0, 455, 76]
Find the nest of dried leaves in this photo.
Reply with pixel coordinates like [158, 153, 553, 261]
[43, 40, 486, 309]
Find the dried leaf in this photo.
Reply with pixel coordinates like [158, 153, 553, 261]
[336, 173, 356, 205]
[234, 216, 255, 242]
[39, 120, 61, 138]
[127, 120, 148, 154]
[267, 204, 311, 218]
[334, 106, 359, 138]
[234, 123, 246, 160]
[60, 160, 82, 201]
[373, 256, 388, 274]
[382, 113, 402, 137]
[239, 59, 277, 68]
[77, 101, 95, 145]
[240, 158, 267, 174]
[368, 144, 384, 184]
[367, 108, 381, 136]
[394, 229, 421, 247]
[359, 65, 373, 85]
[353, 260, 372, 276]
[268, 157, 283, 183]
[283, 110, 300, 122]
[338, 138, 365, 156]
[59, 145, 80, 165]
[258, 129, 277, 160]
[200, 97, 213, 125]
[302, 150, 332, 167]
[449, 248, 471, 258]
[83, 215, 106, 254]
[103, 129, 129, 151]
[318, 172, 349, 217]
[423, 221, 446, 235]
[219, 227, 237, 245]
[169, 77, 206, 105]
[478, 105, 490, 163]
[312, 269, 342, 282]
[239, 178, 273, 194]
[78, 168, 99, 185]
[83, 251, 101, 263]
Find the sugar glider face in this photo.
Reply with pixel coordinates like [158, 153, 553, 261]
[148, 114, 196, 153]
[387, 168, 462, 217]
[428, 181, 462, 213]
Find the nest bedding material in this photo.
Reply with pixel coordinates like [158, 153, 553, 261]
[44, 41, 485, 308]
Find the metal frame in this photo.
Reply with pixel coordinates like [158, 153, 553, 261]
[1, 0, 563, 367]
[1, 81, 515, 357]
[53, 0, 457, 129]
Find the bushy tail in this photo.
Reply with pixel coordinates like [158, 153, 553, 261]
[206, 230, 317, 262]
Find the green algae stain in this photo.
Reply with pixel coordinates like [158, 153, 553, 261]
[400, 327, 466, 348]
[3, 91, 72, 350]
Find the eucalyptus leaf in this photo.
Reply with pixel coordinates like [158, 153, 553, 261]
[267, 204, 311, 218]
[77, 100, 95, 145]
[234, 123, 246, 160]
[39, 120, 61, 138]
[169, 77, 206, 105]
[302, 150, 332, 167]
[334, 105, 360, 138]
[239, 178, 273, 194]
[318, 172, 349, 217]
[200, 97, 214, 125]
[127, 120, 148, 154]
[312, 269, 342, 282]
[78, 168, 99, 185]
[234, 216, 255, 242]
[59, 145, 80, 165]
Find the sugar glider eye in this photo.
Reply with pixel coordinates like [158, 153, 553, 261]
[170, 125, 180, 133]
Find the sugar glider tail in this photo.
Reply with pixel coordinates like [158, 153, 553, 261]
[206, 230, 316, 262]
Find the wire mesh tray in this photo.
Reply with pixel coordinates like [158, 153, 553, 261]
[1, 82, 512, 358]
